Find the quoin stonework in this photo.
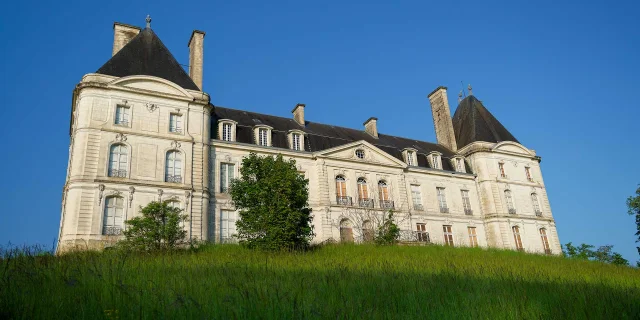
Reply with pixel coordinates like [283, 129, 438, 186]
[57, 19, 560, 254]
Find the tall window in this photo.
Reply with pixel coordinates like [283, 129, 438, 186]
[222, 123, 232, 141]
[340, 219, 354, 243]
[292, 133, 301, 151]
[499, 162, 506, 178]
[220, 163, 235, 193]
[258, 128, 268, 146]
[108, 144, 128, 177]
[461, 190, 472, 215]
[468, 227, 478, 247]
[525, 167, 532, 181]
[358, 178, 372, 207]
[165, 151, 182, 183]
[437, 187, 448, 213]
[443, 225, 454, 246]
[505, 190, 516, 214]
[416, 223, 429, 242]
[512, 226, 523, 251]
[432, 155, 441, 169]
[411, 185, 423, 210]
[220, 210, 237, 242]
[406, 151, 414, 166]
[103, 196, 124, 235]
[115, 105, 129, 125]
[540, 228, 551, 254]
[335, 176, 350, 205]
[362, 220, 374, 242]
[378, 181, 392, 209]
[169, 113, 182, 133]
[531, 193, 542, 216]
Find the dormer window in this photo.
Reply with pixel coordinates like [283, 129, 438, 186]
[402, 149, 417, 166]
[253, 125, 273, 147]
[217, 120, 237, 142]
[288, 130, 305, 151]
[428, 152, 442, 169]
[452, 156, 466, 173]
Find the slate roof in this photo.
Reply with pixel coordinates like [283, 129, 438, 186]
[452, 95, 519, 148]
[96, 28, 200, 91]
[212, 106, 471, 173]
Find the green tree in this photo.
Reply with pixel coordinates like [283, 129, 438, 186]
[562, 242, 594, 260]
[626, 185, 640, 262]
[562, 242, 629, 266]
[230, 153, 314, 250]
[374, 211, 400, 245]
[120, 201, 188, 251]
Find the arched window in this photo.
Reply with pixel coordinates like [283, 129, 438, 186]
[340, 219, 354, 243]
[505, 190, 516, 214]
[108, 144, 128, 177]
[103, 196, 124, 235]
[335, 176, 350, 205]
[531, 193, 542, 216]
[378, 180, 393, 209]
[512, 226, 523, 251]
[539, 228, 551, 254]
[165, 151, 182, 183]
[362, 220, 374, 242]
[357, 178, 372, 207]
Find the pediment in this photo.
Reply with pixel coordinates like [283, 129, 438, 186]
[315, 140, 407, 168]
[492, 141, 534, 156]
[109, 76, 193, 98]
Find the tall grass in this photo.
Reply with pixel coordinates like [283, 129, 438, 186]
[1, 244, 639, 319]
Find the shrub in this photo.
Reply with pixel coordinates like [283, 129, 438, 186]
[119, 201, 188, 251]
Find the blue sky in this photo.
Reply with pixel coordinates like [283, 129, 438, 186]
[1, 0, 639, 262]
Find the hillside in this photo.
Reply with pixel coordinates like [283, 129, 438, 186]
[1, 244, 639, 319]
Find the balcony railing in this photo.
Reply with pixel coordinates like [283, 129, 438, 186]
[103, 226, 122, 236]
[358, 198, 374, 208]
[508, 208, 517, 214]
[108, 169, 127, 178]
[379, 200, 394, 209]
[535, 210, 543, 217]
[439, 207, 449, 214]
[464, 208, 473, 215]
[336, 196, 352, 206]
[166, 175, 183, 183]
[413, 204, 424, 211]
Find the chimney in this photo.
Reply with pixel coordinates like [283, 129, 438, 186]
[363, 117, 378, 138]
[292, 103, 305, 126]
[428, 86, 458, 151]
[188, 30, 206, 90]
[112, 22, 141, 56]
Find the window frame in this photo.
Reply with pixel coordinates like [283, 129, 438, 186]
[114, 105, 130, 126]
[410, 184, 423, 211]
[403, 148, 417, 166]
[437, 187, 448, 213]
[467, 226, 478, 247]
[165, 150, 183, 183]
[288, 130, 305, 151]
[461, 190, 472, 215]
[169, 113, 183, 134]
[539, 228, 551, 254]
[498, 161, 507, 178]
[505, 189, 516, 214]
[220, 209, 237, 243]
[531, 193, 542, 216]
[220, 162, 235, 193]
[102, 196, 125, 236]
[108, 143, 129, 178]
[512, 226, 524, 251]
[443, 225, 454, 246]
[428, 152, 442, 170]
[452, 156, 466, 173]
[218, 119, 237, 142]
[525, 166, 533, 182]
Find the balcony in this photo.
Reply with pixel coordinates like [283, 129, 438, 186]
[439, 207, 449, 214]
[358, 198, 374, 208]
[413, 204, 424, 211]
[166, 175, 183, 183]
[535, 210, 543, 217]
[103, 226, 122, 236]
[108, 169, 127, 178]
[379, 200, 394, 210]
[336, 196, 352, 206]
[464, 208, 473, 215]
[508, 208, 517, 214]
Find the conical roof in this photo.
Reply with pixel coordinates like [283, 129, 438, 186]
[452, 95, 519, 147]
[96, 28, 199, 90]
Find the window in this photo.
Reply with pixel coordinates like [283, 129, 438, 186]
[411, 185, 423, 211]
[525, 167, 532, 182]
[456, 158, 465, 172]
[468, 227, 478, 247]
[499, 162, 506, 178]
[335, 176, 350, 205]
[258, 128, 269, 146]
[220, 163, 235, 193]
[292, 133, 301, 151]
[437, 187, 448, 213]
[220, 210, 237, 242]
[443, 225, 454, 246]
[378, 181, 393, 209]
[512, 226, 523, 251]
[505, 190, 516, 214]
[169, 113, 182, 133]
[108, 144, 128, 177]
[540, 228, 551, 254]
[431, 155, 441, 169]
[531, 193, 542, 216]
[357, 178, 372, 207]
[355, 149, 365, 159]
[406, 151, 415, 166]
[340, 219, 354, 243]
[165, 151, 182, 183]
[222, 123, 232, 141]
[416, 223, 429, 242]
[362, 220, 374, 242]
[103, 196, 124, 235]
[461, 190, 472, 215]
[115, 105, 129, 125]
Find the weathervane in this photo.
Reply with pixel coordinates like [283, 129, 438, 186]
[146, 15, 152, 28]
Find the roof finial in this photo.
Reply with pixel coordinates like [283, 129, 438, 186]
[468, 84, 473, 96]
[145, 15, 152, 28]
[458, 90, 463, 102]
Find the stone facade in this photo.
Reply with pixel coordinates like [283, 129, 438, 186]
[57, 21, 560, 255]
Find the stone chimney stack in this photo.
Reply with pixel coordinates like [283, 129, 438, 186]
[428, 86, 458, 151]
[292, 103, 305, 126]
[112, 22, 141, 56]
[188, 30, 206, 90]
[363, 117, 379, 138]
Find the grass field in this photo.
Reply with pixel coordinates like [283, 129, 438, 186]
[1, 244, 639, 319]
